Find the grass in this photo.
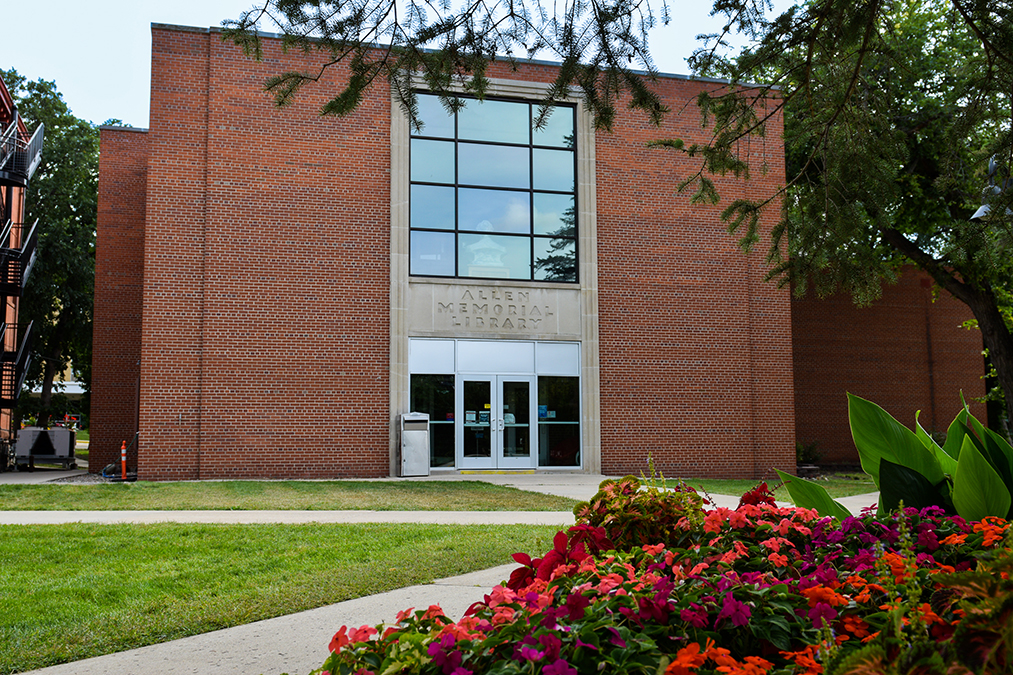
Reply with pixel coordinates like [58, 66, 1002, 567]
[681, 473, 877, 501]
[0, 522, 558, 673]
[0, 480, 579, 511]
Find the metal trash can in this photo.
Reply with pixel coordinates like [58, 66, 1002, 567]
[400, 412, 430, 477]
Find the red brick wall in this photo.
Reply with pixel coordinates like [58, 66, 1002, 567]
[93, 127, 149, 472]
[792, 270, 987, 465]
[137, 26, 392, 479]
[594, 80, 794, 479]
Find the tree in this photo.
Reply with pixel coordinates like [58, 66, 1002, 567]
[1, 70, 97, 426]
[222, 0, 1013, 435]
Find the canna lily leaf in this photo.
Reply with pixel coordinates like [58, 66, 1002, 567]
[956, 421, 1013, 502]
[915, 410, 958, 477]
[878, 458, 952, 514]
[775, 469, 852, 520]
[941, 408, 969, 460]
[951, 435, 1012, 522]
[848, 393, 944, 488]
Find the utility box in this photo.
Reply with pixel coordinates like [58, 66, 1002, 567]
[15, 426, 77, 470]
[400, 412, 430, 477]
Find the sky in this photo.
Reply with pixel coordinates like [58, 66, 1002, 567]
[0, 1, 768, 129]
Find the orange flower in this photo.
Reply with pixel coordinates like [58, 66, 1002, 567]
[973, 517, 1009, 546]
[780, 644, 822, 673]
[841, 615, 870, 638]
[665, 642, 707, 675]
[768, 552, 789, 568]
[940, 532, 967, 546]
[802, 585, 849, 608]
[880, 552, 913, 581]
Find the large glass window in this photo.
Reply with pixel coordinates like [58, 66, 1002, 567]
[410, 374, 455, 468]
[409, 94, 577, 282]
[537, 376, 580, 467]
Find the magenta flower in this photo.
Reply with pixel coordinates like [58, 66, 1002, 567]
[717, 593, 751, 627]
[544, 659, 578, 675]
[809, 601, 838, 629]
[680, 604, 709, 628]
[517, 645, 546, 662]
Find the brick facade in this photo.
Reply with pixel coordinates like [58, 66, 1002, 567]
[792, 272, 986, 465]
[90, 23, 981, 481]
[93, 127, 148, 471]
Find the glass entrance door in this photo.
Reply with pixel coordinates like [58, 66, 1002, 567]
[458, 375, 536, 469]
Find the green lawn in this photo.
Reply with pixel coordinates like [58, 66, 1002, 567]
[0, 480, 578, 511]
[673, 473, 877, 501]
[0, 522, 557, 673]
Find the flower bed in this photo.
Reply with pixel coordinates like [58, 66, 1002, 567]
[316, 477, 1012, 675]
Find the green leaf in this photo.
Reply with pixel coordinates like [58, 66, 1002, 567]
[941, 408, 969, 460]
[958, 421, 1013, 501]
[951, 436, 1012, 521]
[915, 410, 958, 477]
[775, 469, 853, 520]
[848, 393, 944, 487]
[878, 458, 950, 513]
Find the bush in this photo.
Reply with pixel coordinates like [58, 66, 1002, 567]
[314, 478, 1011, 675]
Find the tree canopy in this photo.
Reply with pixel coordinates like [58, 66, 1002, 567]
[1, 69, 97, 425]
[223, 0, 1013, 434]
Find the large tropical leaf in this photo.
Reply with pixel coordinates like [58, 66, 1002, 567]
[941, 408, 969, 460]
[848, 393, 944, 487]
[878, 458, 952, 514]
[915, 410, 958, 477]
[775, 469, 853, 520]
[957, 421, 1013, 501]
[951, 436, 1012, 521]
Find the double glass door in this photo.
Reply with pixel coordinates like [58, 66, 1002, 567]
[458, 374, 535, 469]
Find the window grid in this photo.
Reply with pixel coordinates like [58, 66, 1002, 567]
[409, 94, 578, 283]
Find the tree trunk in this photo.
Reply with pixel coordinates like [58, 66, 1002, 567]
[967, 292, 1013, 441]
[37, 354, 60, 428]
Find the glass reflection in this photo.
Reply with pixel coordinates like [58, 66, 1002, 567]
[416, 94, 455, 138]
[459, 189, 530, 234]
[411, 185, 455, 230]
[533, 236, 576, 282]
[532, 148, 574, 192]
[411, 139, 455, 184]
[410, 230, 455, 276]
[458, 233, 531, 280]
[532, 106, 575, 148]
[458, 99, 529, 144]
[533, 193, 575, 235]
[458, 143, 529, 189]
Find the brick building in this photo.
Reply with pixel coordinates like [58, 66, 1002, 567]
[91, 23, 985, 480]
[0, 76, 42, 469]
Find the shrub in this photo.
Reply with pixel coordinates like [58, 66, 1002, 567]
[314, 479, 1011, 675]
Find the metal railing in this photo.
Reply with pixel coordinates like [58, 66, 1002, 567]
[0, 113, 44, 182]
[0, 321, 32, 407]
[0, 219, 38, 295]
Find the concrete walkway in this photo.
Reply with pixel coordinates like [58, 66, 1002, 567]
[8, 472, 879, 675]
